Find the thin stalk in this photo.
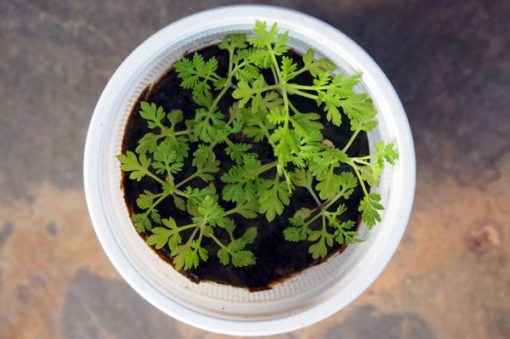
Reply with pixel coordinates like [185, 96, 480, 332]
[288, 100, 301, 114]
[174, 189, 190, 198]
[251, 161, 278, 178]
[286, 88, 318, 100]
[350, 162, 369, 196]
[209, 233, 230, 252]
[185, 227, 200, 245]
[199, 51, 242, 154]
[175, 172, 201, 189]
[245, 84, 283, 95]
[289, 66, 308, 79]
[342, 129, 361, 152]
[270, 65, 279, 85]
[303, 190, 346, 227]
[173, 129, 189, 136]
[268, 46, 290, 131]
[323, 192, 344, 210]
[287, 83, 332, 91]
[222, 134, 235, 147]
[305, 185, 322, 207]
[208, 48, 235, 115]
[175, 223, 199, 232]
[224, 209, 237, 217]
[352, 157, 371, 166]
[355, 154, 375, 161]
[227, 48, 234, 75]
[271, 64, 290, 129]
[196, 228, 204, 244]
[145, 170, 166, 186]
[209, 80, 231, 113]
[144, 191, 170, 216]
[304, 208, 324, 227]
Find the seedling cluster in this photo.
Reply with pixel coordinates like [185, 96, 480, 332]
[118, 21, 398, 271]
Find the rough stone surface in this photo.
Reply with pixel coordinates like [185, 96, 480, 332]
[0, 0, 509, 338]
[323, 305, 436, 339]
[61, 269, 181, 339]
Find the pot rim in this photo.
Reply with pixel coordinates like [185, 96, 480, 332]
[84, 5, 415, 336]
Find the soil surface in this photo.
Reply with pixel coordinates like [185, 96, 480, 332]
[121, 45, 369, 290]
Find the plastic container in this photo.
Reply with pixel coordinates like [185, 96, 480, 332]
[84, 5, 415, 336]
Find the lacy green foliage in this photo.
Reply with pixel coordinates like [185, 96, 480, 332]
[118, 21, 399, 269]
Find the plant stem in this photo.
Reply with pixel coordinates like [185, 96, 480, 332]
[211, 72, 222, 80]
[222, 134, 235, 147]
[266, 47, 292, 174]
[324, 192, 344, 210]
[305, 208, 324, 227]
[289, 66, 308, 79]
[174, 189, 190, 198]
[209, 233, 230, 252]
[144, 191, 171, 216]
[144, 170, 166, 186]
[185, 227, 200, 245]
[342, 129, 361, 152]
[270, 65, 279, 85]
[208, 48, 235, 116]
[175, 171, 201, 189]
[175, 223, 198, 232]
[173, 129, 189, 136]
[305, 185, 322, 207]
[303, 190, 346, 228]
[227, 48, 234, 75]
[355, 154, 375, 161]
[209, 80, 231, 113]
[197, 50, 241, 155]
[287, 83, 331, 91]
[268, 46, 290, 132]
[349, 162, 369, 196]
[196, 228, 204, 245]
[352, 157, 371, 166]
[288, 100, 301, 115]
[247, 84, 283, 95]
[251, 160, 278, 178]
[224, 207, 240, 217]
[286, 88, 318, 100]
[232, 59, 248, 73]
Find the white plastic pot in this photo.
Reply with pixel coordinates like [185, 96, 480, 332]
[84, 5, 415, 336]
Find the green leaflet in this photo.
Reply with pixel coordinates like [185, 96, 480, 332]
[259, 179, 291, 222]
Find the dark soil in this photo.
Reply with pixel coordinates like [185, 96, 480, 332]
[121, 45, 369, 290]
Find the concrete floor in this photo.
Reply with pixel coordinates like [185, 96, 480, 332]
[1, 0, 509, 338]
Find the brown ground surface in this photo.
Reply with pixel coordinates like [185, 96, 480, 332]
[1, 1, 509, 338]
